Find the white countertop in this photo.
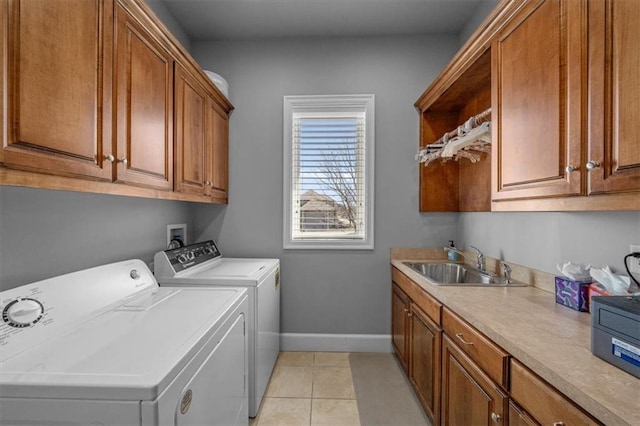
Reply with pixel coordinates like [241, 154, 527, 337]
[391, 258, 640, 426]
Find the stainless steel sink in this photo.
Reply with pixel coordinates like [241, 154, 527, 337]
[403, 262, 528, 287]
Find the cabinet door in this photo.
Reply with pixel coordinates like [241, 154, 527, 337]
[410, 303, 442, 425]
[114, 3, 173, 190]
[174, 64, 207, 196]
[207, 100, 229, 202]
[510, 359, 599, 426]
[441, 334, 508, 426]
[391, 283, 410, 372]
[1, 0, 113, 181]
[508, 400, 539, 426]
[492, 0, 587, 201]
[588, 0, 640, 194]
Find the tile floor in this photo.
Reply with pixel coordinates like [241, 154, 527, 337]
[251, 352, 360, 426]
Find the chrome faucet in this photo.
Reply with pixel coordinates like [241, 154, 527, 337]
[470, 246, 485, 272]
[501, 262, 512, 283]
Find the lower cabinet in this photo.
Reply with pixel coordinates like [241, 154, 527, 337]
[391, 265, 602, 426]
[391, 271, 443, 425]
[391, 283, 410, 372]
[508, 400, 537, 426]
[410, 304, 442, 424]
[441, 334, 508, 425]
[510, 359, 600, 425]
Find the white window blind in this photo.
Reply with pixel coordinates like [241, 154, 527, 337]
[283, 95, 374, 250]
[292, 114, 365, 239]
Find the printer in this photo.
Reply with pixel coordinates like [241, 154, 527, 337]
[591, 295, 640, 378]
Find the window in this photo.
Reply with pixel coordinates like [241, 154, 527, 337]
[283, 95, 374, 249]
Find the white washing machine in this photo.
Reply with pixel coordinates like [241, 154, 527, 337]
[0, 259, 248, 426]
[154, 240, 280, 417]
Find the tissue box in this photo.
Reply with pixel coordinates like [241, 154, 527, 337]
[555, 276, 591, 312]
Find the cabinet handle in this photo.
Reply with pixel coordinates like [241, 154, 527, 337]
[119, 158, 128, 165]
[565, 165, 578, 173]
[403, 308, 409, 313]
[104, 154, 115, 163]
[552, 423, 565, 426]
[455, 333, 474, 345]
[585, 160, 600, 170]
[491, 412, 502, 423]
[407, 312, 413, 317]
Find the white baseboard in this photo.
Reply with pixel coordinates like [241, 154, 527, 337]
[280, 333, 393, 353]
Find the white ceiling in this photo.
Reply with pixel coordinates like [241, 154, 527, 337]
[159, 0, 497, 41]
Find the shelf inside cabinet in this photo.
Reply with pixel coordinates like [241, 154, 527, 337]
[416, 50, 492, 212]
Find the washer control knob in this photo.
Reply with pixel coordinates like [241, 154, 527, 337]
[186, 251, 195, 261]
[3, 298, 44, 328]
[177, 254, 188, 264]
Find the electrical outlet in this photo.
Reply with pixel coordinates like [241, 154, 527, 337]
[167, 224, 187, 248]
[629, 244, 640, 274]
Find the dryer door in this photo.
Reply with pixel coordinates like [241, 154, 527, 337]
[142, 306, 248, 425]
[178, 314, 247, 425]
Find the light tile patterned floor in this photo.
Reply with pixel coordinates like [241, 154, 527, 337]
[251, 352, 360, 426]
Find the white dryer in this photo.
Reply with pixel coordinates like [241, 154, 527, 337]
[0, 259, 248, 426]
[154, 240, 280, 417]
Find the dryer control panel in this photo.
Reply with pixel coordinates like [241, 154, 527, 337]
[159, 240, 222, 273]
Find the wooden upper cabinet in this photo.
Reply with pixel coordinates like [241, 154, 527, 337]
[417, 52, 492, 213]
[588, 0, 640, 195]
[416, 0, 637, 210]
[1, 0, 113, 181]
[174, 64, 207, 196]
[492, 0, 587, 201]
[114, 3, 173, 190]
[207, 100, 229, 202]
[1, 0, 232, 202]
[174, 63, 230, 202]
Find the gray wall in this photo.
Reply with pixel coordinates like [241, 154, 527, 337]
[190, 34, 640, 338]
[457, 211, 640, 276]
[2, 5, 636, 339]
[458, 0, 499, 46]
[191, 35, 461, 335]
[147, 0, 192, 52]
[0, 186, 195, 290]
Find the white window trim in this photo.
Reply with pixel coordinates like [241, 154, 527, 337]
[283, 94, 375, 250]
